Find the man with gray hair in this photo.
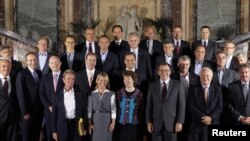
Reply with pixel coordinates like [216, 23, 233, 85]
[228, 63, 250, 125]
[171, 55, 200, 100]
[187, 67, 223, 141]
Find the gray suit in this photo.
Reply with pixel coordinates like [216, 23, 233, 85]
[146, 79, 186, 141]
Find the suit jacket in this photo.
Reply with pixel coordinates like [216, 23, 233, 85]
[10, 59, 23, 78]
[75, 41, 100, 56]
[228, 56, 239, 71]
[16, 68, 43, 116]
[146, 79, 186, 132]
[187, 83, 223, 132]
[52, 88, 84, 141]
[60, 52, 83, 73]
[171, 72, 200, 99]
[155, 54, 179, 74]
[109, 40, 130, 56]
[192, 40, 218, 61]
[172, 39, 192, 57]
[39, 72, 64, 110]
[96, 51, 119, 76]
[75, 69, 101, 110]
[190, 60, 214, 75]
[139, 39, 163, 71]
[0, 75, 19, 124]
[36, 52, 51, 75]
[228, 80, 250, 124]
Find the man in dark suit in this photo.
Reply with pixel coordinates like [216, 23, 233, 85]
[224, 40, 238, 71]
[75, 52, 100, 103]
[171, 55, 200, 100]
[187, 67, 223, 141]
[0, 59, 19, 141]
[171, 55, 199, 141]
[109, 25, 130, 56]
[96, 35, 119, 77]
[52, 70, 85, 141]
[190, 45, 213, 76]
[39, 55, 64, 141]
[192, 25, 218, 61]
[60, 35, 83, 73]
[16, 52, 43, 141]
[155, 41, 178, 75]
[0, 45, 23, 78]
[212, 51, 239, 125]
[171, 26, 192, 58]
[139, 25, 163, 71]
[75, 28, 100, 57]
[146, 62, 186, 141]
[36, 36, 52, 74]
[228, 63, 250, 125]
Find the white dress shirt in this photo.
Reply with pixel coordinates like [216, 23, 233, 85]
[64, 88, 76, 119]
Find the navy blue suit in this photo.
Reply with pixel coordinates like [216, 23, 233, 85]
[96, 51, 119, 76]
[39, 72, 64, 141]
[52, 89, 84, 141]
[187, 83, 223, 141]
[16, 68, 43, 141]
[60, 52, 83, 73]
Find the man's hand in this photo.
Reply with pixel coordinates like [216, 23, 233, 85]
[175, 122, 183, 133]
[201, 116, 212, 125]
[147, 122, 154, 133]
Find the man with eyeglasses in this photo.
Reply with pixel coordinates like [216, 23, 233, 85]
[146, 62, 185, 141]
[224, 40, 238, 71]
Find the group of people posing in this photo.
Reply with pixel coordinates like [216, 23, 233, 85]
[0, 24, 249, 141]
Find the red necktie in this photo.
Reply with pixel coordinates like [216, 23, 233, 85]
[89, 42, 93, 53]
[162, 82, 167, 100]
[175, 41, 180, 55]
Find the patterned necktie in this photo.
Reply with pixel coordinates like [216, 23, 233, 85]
[2, 77, 8, 96]
[162, 82, 167, 100]
[53, 74, 58, 92]
[33, 71, 39, 83]
[89, 42, 93, 53]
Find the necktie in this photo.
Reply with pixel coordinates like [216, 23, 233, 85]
[67, 53, 73, 69]
[2, 78, 8, 96]
[175, 40, 180, 55]
[162, 82, 167, 100]
[218, 70, 223, 85]
[53, 74, 58, 92]
[88, 72, 94, 87]
[132, 50, 138, 68]
[33, 71, 39, 83]
[203, 41, 207, 47]
[89, 42, 93, 53]
[242, 84, 249, 100]
[204, 87, 209, 103]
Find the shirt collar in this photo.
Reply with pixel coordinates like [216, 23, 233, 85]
[126, 68, 136, 72]
[0, 74, 10, 80]
[101, 51, 108, 55]
[160, 78, 170, 85]
[38, 52, 47, 56]
[241, 81, 249, 85]
[202, 84, 210, 88]
[52, 71, 61, 76]
[87, 69, 95, 75]
[165, 54, 173, 58]
[195, 60, 204, 64]
[28, 67, 36, 73]
[64, 87, 74, 93]
[116, 39, 122, 43]
[130, 48, 138, 52]
[93, 89, 110, 93]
